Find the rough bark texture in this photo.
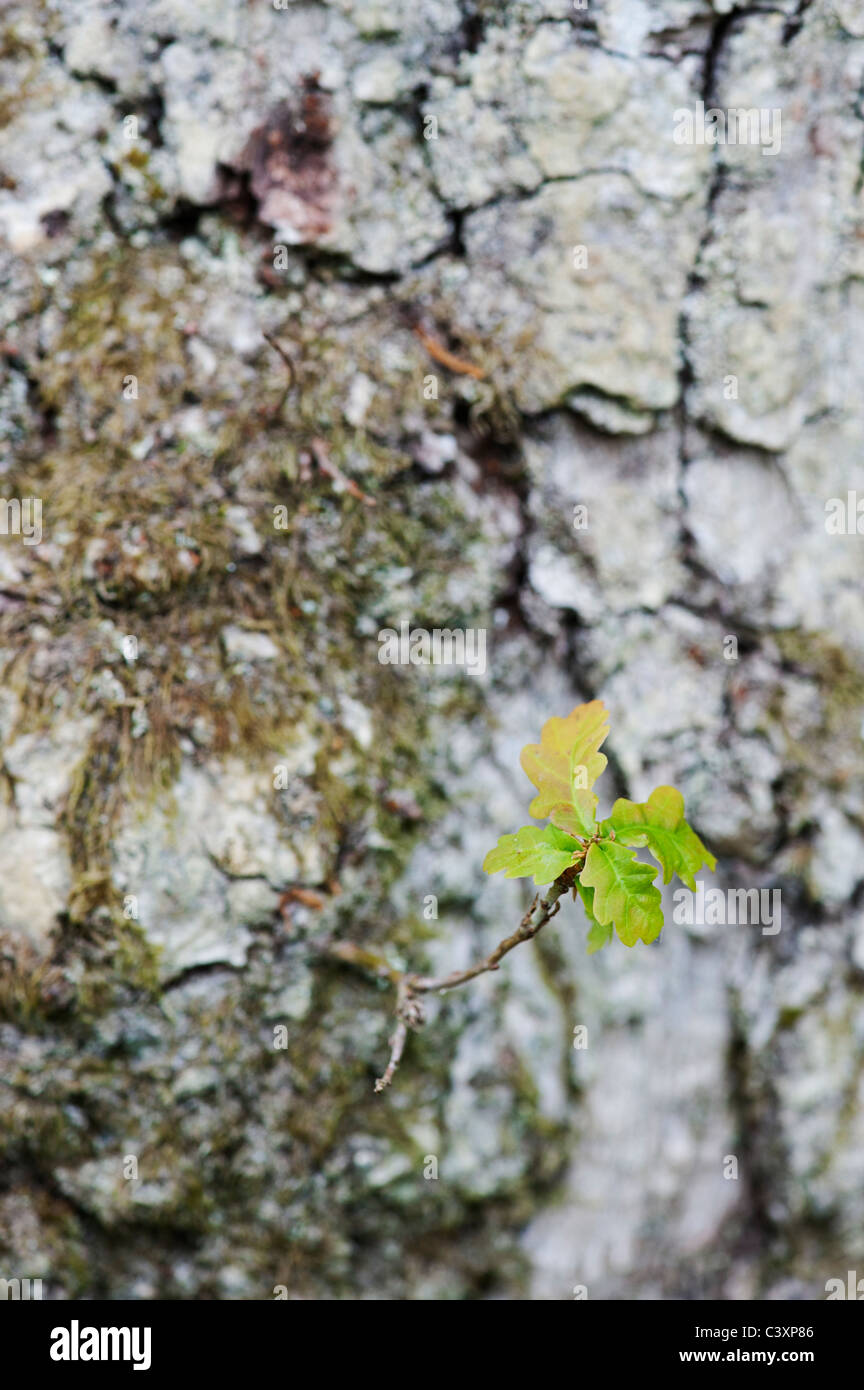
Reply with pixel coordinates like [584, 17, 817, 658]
[1, 0, 863, 1300]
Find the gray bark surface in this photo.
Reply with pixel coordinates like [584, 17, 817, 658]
[0, 0, 862, 1299]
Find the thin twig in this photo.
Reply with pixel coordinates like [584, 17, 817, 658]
[317, 862, 581, 1092]
[412, 884, 566, 994]
[413, 326, 486, 379]
[262, 330, 297, 416]
[373, 978, 426, 1092]
[308, 437, 377, 507]
[262, 330, 297, 386]
[374, 1018, 408, 1093]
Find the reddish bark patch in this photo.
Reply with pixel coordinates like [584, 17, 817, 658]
[237, 77, 338, 242]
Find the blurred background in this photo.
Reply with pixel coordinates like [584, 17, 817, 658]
[1, 0, 863, 1299]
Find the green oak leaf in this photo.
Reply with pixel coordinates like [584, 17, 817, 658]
[548, 792, 598, 840]
[520, 701, 609, 820]
[577, 881, 613, 954]
[483, 824, 581, 885]
[603, 786, 716, 891]
[578, 840, 664, 947]
[586, 917, 614, 954]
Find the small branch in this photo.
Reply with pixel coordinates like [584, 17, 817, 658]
[373, 978, 426, 1093]
[318, 864, 580, 1092]
[374, 1017, 408, 1093]
[411, 881, 567, 994]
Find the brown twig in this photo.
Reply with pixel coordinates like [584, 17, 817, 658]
[374, 978, 426, 1092]
[262, 330, 297, 416]
[262, 330, 297, 386]
[413, 326, 486, 379]
[319, 862, 581, 1092]
[374, 1017, 409, 1093]
[411, 885, 567, 994]
[308, 436, 376, 507]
